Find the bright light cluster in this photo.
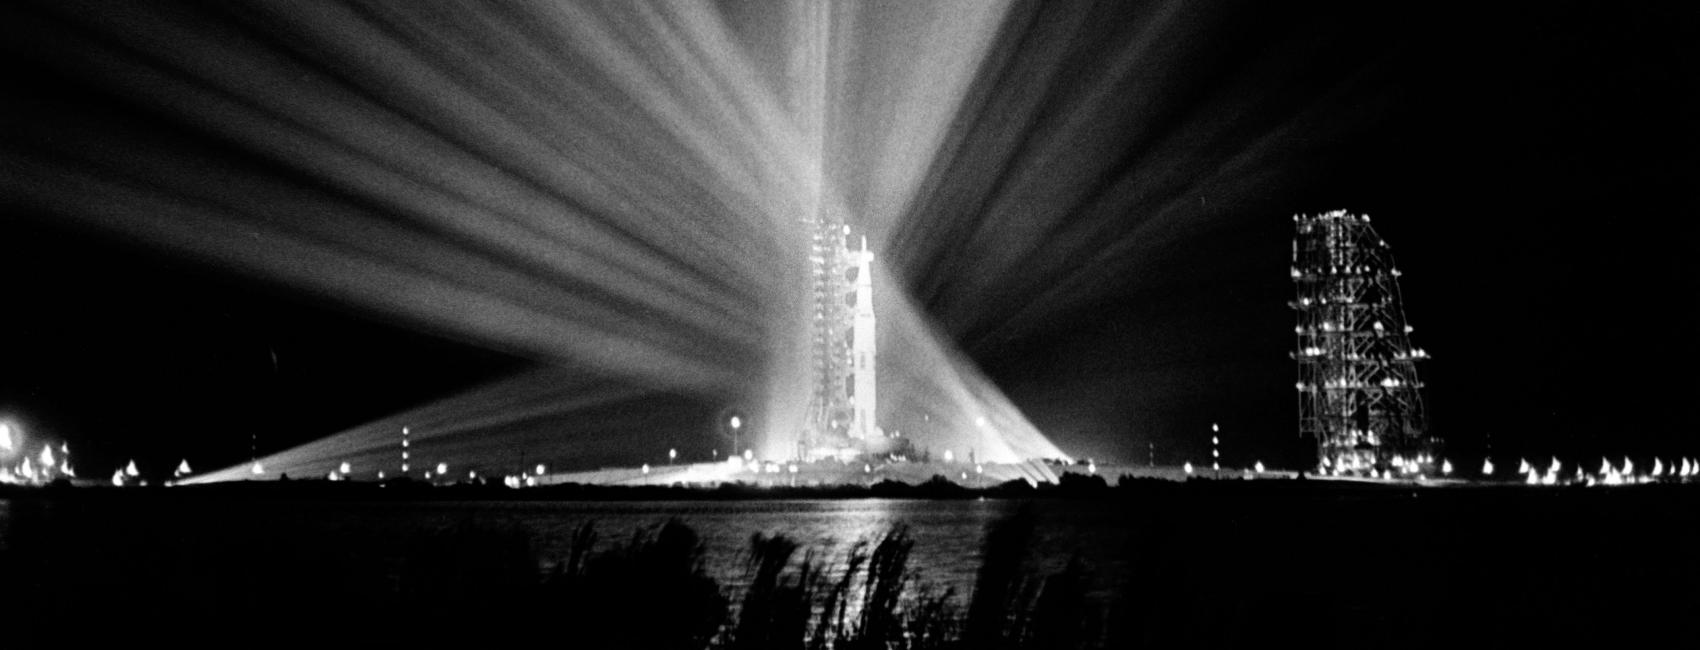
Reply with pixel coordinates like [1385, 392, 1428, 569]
[0, 422, 78, 486]
[1509, 455, 1699, 487]
[1318, 452, 1438, 478]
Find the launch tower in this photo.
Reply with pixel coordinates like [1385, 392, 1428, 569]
[1291, 211, 1436, 476]
[801, 217, 882, 460]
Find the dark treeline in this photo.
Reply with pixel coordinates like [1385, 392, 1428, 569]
[0, 471, 1127, 504]
[0, 469, 1472, 502]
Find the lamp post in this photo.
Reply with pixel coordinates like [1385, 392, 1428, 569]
[1211, 423, 1221, 478]
[727, 414, 744, 460]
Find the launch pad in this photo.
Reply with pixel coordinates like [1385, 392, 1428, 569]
[796, 206, 889, 462]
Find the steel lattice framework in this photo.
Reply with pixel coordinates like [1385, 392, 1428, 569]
[803, 217, 853, 449]
[801, 216, 882, 460]
[1291, 211, 1437, 476]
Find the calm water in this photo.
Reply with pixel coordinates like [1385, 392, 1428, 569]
[271, 498, 1135, 599]
[7, 488, 1700, 646]
[0, 497, 1139, 603]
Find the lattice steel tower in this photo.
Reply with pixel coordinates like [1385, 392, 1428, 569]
[1291, 211, 1436, 476]
[800, 217, 881, 461]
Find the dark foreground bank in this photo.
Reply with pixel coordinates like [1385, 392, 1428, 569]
[1, 481, 1697, 647]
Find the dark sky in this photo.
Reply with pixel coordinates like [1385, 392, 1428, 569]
[1, 0, 1696, 475]
[889, 0, 1699, 469]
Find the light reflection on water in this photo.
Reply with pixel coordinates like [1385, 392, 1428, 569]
[0, 497, 1137, 608]
[435, 499, 1017, 596]
[391, 498, 1136, 605]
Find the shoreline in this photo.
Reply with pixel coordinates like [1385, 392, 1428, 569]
[6, 473, 1697, 503]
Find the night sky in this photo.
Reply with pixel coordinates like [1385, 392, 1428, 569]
[2, 1, 1696, 476]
